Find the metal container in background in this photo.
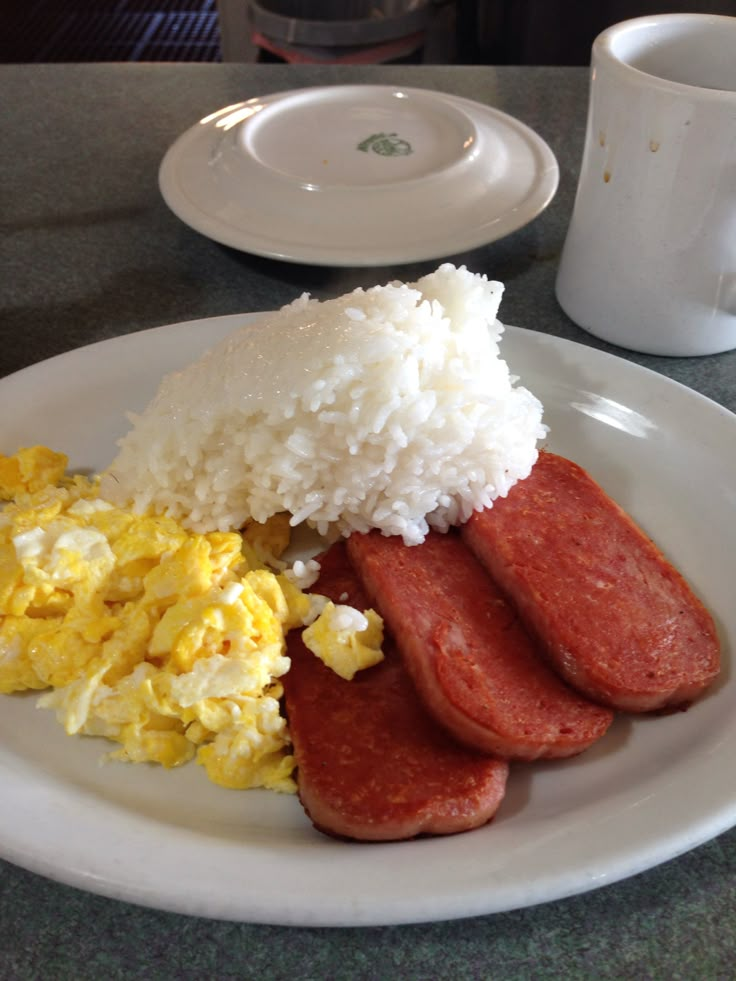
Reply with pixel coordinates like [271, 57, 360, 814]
[249, 0, 435, 48]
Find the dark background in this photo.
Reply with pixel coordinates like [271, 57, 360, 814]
[2, 0, 736, 65]
[456, 0, 736, 64]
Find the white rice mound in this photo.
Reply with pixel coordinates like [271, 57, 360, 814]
[101, 264, 546, 545]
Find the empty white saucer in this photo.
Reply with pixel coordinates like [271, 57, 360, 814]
[159, 85, 559, 266]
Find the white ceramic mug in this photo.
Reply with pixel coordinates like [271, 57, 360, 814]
[555, 14, 736, 356]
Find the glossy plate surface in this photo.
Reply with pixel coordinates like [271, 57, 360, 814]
[0, 314, 734, 926]
[158, 85, 559, 266]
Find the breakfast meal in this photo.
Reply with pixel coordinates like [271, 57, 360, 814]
[0, 264, 722, 843]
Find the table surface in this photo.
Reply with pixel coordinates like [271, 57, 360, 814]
[1, 62, 735, 980]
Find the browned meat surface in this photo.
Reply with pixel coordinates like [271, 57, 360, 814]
[282, 542, 509, 842]
[347, 529, 613, 760]
[462, 451, 721, 712]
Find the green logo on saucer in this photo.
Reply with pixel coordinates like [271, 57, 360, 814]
[357, 133, 413, 156]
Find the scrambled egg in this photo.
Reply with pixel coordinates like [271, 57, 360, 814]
[303, 602, 384, 681]
[0, 445, 68, 498]
[0, 446, 384, 794]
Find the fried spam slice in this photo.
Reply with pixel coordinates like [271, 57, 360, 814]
[347, 530, 614, 761]
[283, 542, 508, 842]
[462, 451, 721, 712]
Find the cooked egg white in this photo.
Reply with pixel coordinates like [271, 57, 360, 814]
[0, 447, 384, 794]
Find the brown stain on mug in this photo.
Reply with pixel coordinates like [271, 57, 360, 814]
[603, 170, 611, 183]
[649, 140, 660, 152]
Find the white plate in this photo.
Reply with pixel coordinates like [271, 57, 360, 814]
[158, 85, 559, 266]
[1, 314, 734, 927]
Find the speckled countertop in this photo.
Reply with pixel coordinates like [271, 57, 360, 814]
[1, 63, 735, 979]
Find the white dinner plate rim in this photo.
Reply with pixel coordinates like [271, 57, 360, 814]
[0, 313, 734, 927]
[157, 85, 560, 266]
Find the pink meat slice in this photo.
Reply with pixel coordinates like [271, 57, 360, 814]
[462, 451, 721, 712]
[346, 529, 614, 761]
[282, 542, 509, 842]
